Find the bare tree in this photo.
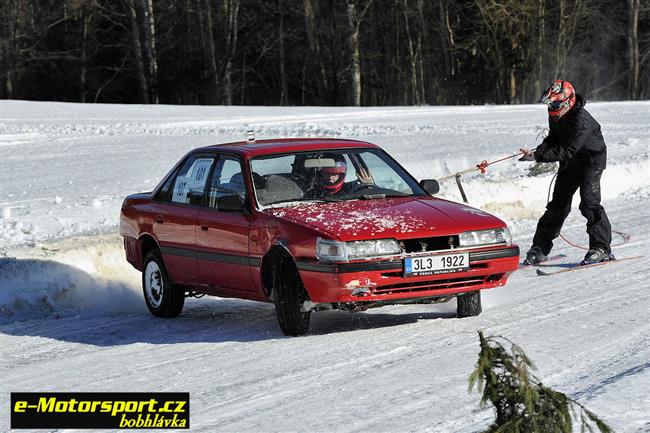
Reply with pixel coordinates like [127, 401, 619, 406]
[628, 0, 640, 99]
[223, 0, 240, 105]
[303, 0, 328, 102]
[201, 0, 220, 104]
[124, 0, 150, 103]
[346, 0, 372, 106]
[278, 0, 288, 105]
[402, 0, 423, 105]
[140, 0, 159, 103]
[438, 0, 456, 79]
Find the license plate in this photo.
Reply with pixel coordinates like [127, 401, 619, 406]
[404, 252, 470, 276]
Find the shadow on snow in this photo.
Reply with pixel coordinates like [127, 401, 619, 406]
[0, 257, 456, 346]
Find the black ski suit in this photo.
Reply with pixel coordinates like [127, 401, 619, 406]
[532, 94, 612, 254]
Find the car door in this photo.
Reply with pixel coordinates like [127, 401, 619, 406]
[195, 154, 256, 291]
[152, 153, 215, 285]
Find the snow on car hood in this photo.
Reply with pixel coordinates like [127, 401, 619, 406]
[263, 196, 505, 241]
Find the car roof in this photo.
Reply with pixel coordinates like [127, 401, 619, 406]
[196, 138, 379, 157]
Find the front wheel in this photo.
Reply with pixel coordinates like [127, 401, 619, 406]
[273, 262, 311, 336]
[142, 250, 184, 317]
[456, 291, 482, 317]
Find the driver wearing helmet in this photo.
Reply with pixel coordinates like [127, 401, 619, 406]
[306, 153, 373, 197]
[318, 154, 348, 195]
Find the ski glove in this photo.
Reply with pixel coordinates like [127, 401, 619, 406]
[518, 148, 535, 161]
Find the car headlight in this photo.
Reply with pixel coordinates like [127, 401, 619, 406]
[316, 238, 348, 262]
[316, 237, 401, 262]
[459, 228, 512, 247]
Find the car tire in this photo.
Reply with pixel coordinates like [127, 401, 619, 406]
[142, 250, 184, 318]
[456, 291, 482, 317]
[273, 261, 311, 336]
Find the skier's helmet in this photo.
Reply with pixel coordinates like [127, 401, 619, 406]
[318, 154, 347, 194]
[540, 79, 576, 121]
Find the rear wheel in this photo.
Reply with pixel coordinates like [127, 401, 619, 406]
[457, 291, 482, 317]
[273, 261, 311, 336]
[142, 250, 184, 317]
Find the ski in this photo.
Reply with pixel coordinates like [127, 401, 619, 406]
[518, 254, 567, 270]
[535, 255, 644, 276]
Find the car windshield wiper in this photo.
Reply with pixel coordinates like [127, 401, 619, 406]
[263, 198, 340, 206]
[359, 193, 410, 200]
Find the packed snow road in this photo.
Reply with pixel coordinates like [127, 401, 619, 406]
[1, 101, 649, 432]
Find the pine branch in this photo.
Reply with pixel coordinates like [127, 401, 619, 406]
[470, 331, 614, 433]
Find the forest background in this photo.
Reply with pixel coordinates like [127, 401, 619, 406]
[1, 0, 648, 106]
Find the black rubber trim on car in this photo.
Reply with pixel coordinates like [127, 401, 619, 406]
[296, 246, 520, 273]
[161, 246, 195, 258]
[161, 246, 261, 267]
[469, 246, 520, 261]
[295, 260, 403, 273]
[195, 250, 262, 266]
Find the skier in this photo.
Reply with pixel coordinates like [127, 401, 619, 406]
[520, 79, 613, 265]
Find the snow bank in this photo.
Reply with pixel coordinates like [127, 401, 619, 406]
[1, 100, 649, 249]
[0, 236, 143, 323]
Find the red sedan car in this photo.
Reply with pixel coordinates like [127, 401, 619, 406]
[120, 138, 519, 335]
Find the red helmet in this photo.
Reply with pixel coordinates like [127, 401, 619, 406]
[318, 154, 347, 194]
[540, 79, 576, 121]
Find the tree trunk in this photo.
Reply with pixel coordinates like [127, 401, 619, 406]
[416, 0, 431, 103]
[80, 7, 90, 103]
[278, 0, 288, 105]
[438, 0, 455, 78]
[402, 0, 420, 105]
[202, 0, 220, 104]
[4, 0, 19, 98]
[223, 0, 240, 106]
[628, 0, 640, 100]
[303, 0, 328, 101]
[125, 0, 150, 104]
[347, 2, 362, 106]
[534, 0, 545, 100]
[140, 0, 158, 103]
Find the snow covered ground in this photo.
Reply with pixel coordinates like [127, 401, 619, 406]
[1, 100, 649, 432]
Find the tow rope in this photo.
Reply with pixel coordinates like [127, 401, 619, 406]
[438, 151, 631, 250]
[439, 151, 526, 204]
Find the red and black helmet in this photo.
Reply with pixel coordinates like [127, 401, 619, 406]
[540, 79, 576, 121]
[318, 154, 347, 194]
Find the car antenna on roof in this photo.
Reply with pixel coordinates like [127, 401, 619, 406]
[247, 129, 256, 144]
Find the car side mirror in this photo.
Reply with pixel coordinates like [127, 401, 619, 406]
[217, 194, 247, 212]
[419, 179, 440, 195]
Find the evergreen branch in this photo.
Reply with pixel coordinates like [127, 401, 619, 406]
[470, 331, 614, 433]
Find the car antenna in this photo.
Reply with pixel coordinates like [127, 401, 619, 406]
[247, 129, 256, 144]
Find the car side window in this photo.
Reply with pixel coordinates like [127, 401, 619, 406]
[156, 169, 178, 202]
[206, 155, 246, 209]
[170, 154, 215, 205]
[358, 151, 413, 194]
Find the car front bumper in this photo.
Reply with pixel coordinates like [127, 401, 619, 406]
[296, 245, 520, 304]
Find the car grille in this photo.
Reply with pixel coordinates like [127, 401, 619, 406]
[399, 235, 460, 253]
[372, 274, 502, 295]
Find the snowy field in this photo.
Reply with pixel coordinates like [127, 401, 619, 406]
[1, 100, 649, 432]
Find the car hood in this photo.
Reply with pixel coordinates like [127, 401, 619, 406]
[262, 196, 506, 241]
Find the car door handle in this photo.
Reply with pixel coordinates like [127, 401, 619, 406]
[155, 214, 165, 224]
[200, 225, 209, 231]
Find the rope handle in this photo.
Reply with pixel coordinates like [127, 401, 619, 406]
[440, 151, 526, 181]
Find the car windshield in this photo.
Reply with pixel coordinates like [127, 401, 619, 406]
[250, 148, 426, 207]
